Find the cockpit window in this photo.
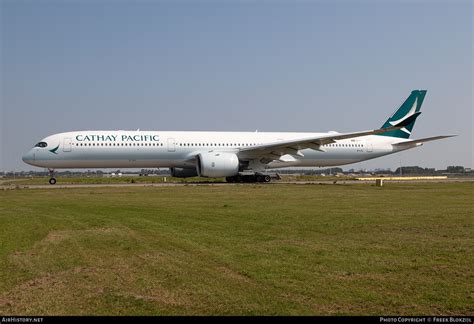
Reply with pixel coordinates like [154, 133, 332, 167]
[35, 142, 48, 148]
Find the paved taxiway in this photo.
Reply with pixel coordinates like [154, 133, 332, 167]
[1, 178, 472, 190]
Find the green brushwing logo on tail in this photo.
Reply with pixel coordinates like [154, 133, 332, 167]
[49, 145, 59, 154]
[378, 90, 427, 139]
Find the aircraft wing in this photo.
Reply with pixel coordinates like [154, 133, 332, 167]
[392, 135, 456, 147]
[238, 112, 421, 162]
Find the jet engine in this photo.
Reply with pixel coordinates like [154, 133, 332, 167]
[170, 167, 198, 178]
[196, 152, 239, 178]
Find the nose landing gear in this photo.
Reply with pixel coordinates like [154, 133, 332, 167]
[48, 169, 57, 185]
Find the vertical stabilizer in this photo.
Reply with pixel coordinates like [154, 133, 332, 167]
[379, 90, 427, 138]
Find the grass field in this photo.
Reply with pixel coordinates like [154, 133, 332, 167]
[0, 174, 353, 186]
[0, 182, 472, 315]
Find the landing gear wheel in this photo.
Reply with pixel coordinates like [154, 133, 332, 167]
[48, 169, 57, 185]
[264, 175, 271, 182]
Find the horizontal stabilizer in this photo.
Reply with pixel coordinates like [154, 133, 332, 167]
[393, 135, 456, 147]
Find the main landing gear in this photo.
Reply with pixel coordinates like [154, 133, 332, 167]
[48, 169, 57, 185]
[226, 172, 278, 183]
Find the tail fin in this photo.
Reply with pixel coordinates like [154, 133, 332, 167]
[378, 90, 427, 138]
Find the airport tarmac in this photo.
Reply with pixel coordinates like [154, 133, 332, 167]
[1, 178, 472, 189]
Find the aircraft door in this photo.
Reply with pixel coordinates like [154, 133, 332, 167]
[63, 138, 72, 152]
[167, 138, 176, 152]
[366, 143, 373, 153]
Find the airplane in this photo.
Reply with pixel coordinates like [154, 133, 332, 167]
[22, 90, 455, 184]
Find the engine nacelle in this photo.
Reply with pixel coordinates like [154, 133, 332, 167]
[196, 152, 239, 178]
[170, 167, 198, 178]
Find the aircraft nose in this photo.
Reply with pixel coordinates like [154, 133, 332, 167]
[22, 150, 34, 164]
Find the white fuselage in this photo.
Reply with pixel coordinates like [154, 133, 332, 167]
[22, 130, 415, 171]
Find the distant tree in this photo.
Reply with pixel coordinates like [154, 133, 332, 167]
[394, 166, 436, 175]
[446, 166, 464, 173]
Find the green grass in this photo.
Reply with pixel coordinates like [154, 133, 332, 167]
[0, 183, 472, 315]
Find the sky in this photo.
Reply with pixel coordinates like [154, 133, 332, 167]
[1, 0, 472, 172]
